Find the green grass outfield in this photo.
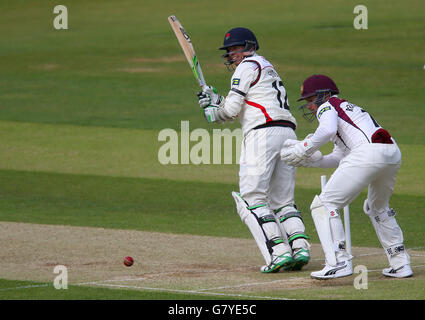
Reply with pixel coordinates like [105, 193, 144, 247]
[0, 0, 424, 301]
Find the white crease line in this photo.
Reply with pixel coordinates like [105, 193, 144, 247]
[196, 277, 305, 292]
[409, 247, 425, 251]
[0, 284, 49, 291]
[88, 282, 294, 300]
[76, 277, 147, 286]
[76, 276, 299, 298]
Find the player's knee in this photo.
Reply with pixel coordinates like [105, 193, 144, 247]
[275, 205, 309, 244]
[310, 195, 324, 210]
[363, 198, 372, 215]
[363, 198, 395, 221]
[363, 198, 380, 216]
[311, 195, 343, 220]
[274, 204, 299, 218]
[312, 195, 344, 217]
[248, 203, 270, 216]
[275, 205, 304, 227]
[240, 191, 268, 208]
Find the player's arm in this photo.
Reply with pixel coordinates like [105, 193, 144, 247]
[221, 62, 257, 117]
[308, 105, 338, 149]
[303, 143, 345, 168]
[197, 62, 256, 123]
[281, 105, 338, 166]
[197, 86, 228, 123]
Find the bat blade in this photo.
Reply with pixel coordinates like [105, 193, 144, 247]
[168, 15, 206, 87]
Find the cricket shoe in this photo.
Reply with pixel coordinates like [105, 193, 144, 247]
[382, 264, 413, 278]
[291, 248, 310, 271]
[261, 253, 295, 273]
[310, 260, 353, 279]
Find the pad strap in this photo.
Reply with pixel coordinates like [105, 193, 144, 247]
[277, 210, 303, 222]
[251, 208, 284, 254]
[288, 232, 310, 243]
[274, 206, 309, 244]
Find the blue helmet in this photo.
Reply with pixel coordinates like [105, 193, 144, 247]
[219, 27, 259, 51]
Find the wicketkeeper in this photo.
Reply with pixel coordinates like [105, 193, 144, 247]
[281, 74, 413, 279]
[197, 27, 310, 273]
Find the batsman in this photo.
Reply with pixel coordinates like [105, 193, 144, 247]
[197, 27, 310, 273]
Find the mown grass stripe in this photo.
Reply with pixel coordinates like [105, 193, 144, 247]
[0, 120, 423, 196]
[0, 169, 423, 248]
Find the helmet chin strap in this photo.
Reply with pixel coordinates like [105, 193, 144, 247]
[299, 103, 316, 122]
[222, 43, 256, 69]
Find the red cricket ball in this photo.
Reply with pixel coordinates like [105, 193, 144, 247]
[124, 256, 134, 267]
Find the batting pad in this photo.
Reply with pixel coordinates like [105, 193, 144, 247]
[232, 191, 271, 265]
[310, 195, 347, 266]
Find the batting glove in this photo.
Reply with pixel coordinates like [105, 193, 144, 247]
[203, 106, 220, 123]
[197, 85, 223, 108]
[197, 91, 210, 108]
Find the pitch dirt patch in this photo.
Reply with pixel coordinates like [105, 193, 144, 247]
[0, 222, 423, 298]
[116, 56, 186, 73]
[115, 67, 163, 73]
[129, 56, 185, 63]
[31, 64, 59, 71]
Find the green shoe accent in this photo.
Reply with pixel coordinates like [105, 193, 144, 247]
[261, 253, 295, 273]
[290, 248, 310, 271]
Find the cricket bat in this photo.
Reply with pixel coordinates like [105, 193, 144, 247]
[168, 15, 206, 88]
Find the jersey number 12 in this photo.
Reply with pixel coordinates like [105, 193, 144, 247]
[272, 80, 289, 110]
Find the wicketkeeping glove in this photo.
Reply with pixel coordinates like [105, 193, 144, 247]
[281, 138, 316, 166]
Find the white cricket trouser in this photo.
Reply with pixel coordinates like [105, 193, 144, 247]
[239, 126, 296, 210]
[320, 142, 410, 269]
[320, 143, 401, 211]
